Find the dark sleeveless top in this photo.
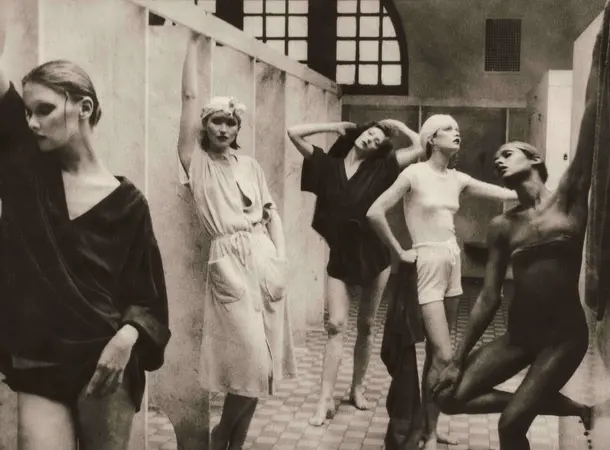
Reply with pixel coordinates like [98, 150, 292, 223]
[507, 234, 588, 350]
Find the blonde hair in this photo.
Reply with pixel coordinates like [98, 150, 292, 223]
[419, 114, 457, 159]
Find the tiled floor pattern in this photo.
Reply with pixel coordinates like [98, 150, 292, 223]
[148, 279, 602, 449]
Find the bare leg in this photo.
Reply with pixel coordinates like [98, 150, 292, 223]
[18, 393, 77, 450]
[76, 377, 136, 450]
[351, 267, 391, 410]
[494, 339, 589, 450]
[227, 398, 258, 450]
[440, 334, 587, 421]
[418, 300, 454, 450]
[434, 296, 460, 446]
[309, 276, 351, 426]
[212, 394, 259, 449]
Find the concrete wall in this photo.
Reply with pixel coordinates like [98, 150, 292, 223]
[526, 70, 573, 191]
[393, 0, 605, 105]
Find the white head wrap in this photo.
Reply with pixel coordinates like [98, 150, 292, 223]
[200, 96, 246, 126]
[419, 114, 457, 150]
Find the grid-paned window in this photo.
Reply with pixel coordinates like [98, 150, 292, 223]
[485, 19, 521, 72]
[242, 0, 309, 63]
[335, 0, 402, 87]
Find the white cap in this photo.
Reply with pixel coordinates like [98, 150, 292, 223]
[419, 114, 456, 150]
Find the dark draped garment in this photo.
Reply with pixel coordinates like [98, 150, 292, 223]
[0, 83, 170, 410]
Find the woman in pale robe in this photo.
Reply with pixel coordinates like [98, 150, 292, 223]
[177, 31, 296, 450]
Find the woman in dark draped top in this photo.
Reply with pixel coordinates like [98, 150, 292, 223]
[429, 12, 609, 449]
[0, 5, 170, 449]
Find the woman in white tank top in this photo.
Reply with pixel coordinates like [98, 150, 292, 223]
[367, 114, 517, 450]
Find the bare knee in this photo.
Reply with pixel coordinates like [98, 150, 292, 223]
[356, 316, 375, 338]
[325, 317, 347, 337]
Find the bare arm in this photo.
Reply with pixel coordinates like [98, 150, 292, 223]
[378, 119, 425, 169]
[287, 122, 355, 159]
[0, 1, 10, 98]
[177, 30, 202, 175]
[366, 170, 413, 259]
[462, 177, 518, 202]
[266, 209, 285, 259]
[395, 146, 426, 169]
[453, 216, 510, 367]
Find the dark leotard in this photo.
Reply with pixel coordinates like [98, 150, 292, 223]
[507, 234, 589, 351]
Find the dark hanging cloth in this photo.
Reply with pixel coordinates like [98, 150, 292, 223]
[585, 3, 610, 321]
[381, 262, 425, 450]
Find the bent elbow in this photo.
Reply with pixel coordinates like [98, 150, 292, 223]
[286, 127, 298, 139]
[366, 207, 382, 222]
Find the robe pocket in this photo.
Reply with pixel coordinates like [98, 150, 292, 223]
[208, 255, 247, 304]
[262, 256, 287, 302]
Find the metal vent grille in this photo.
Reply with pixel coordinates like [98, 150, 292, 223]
[485, 19, 521, 72]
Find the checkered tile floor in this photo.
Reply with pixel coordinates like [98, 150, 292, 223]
[148, 279, 604, 449]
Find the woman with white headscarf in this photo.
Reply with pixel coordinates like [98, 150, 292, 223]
[367, 114, 517, 450]
[178, 31, 296, 450]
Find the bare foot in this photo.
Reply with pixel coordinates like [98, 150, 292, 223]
[436, 431, 459, 445]
[309, 398, 335, 427]
[350, 386, 373, 410]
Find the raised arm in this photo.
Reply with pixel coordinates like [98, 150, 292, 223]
[287, 122, 356, 159]
[554, 13, 606, 212]
[177, 30, 202, 175]
[462, 176, 518, 202]
[378, 119, 425, 169]
[366, 170, 413, 259]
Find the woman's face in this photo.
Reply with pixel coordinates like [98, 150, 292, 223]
[205, 111, 239, 151]
[354, 126, 387, 156]
[430, 119, 461, 155]
[23, 82, 82, 151]
[494, 144, 537, 182]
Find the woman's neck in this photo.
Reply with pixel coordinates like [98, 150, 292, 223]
[347, 146, 366, 162]
[206, 145, 232, 158]
[426, 150, 450, 173]
[57, 131, 105, 175]
[514, 178, 549, 208]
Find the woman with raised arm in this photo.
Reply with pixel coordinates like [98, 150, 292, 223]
[178, 31, 296, 449]
[427, 10, 608, 449]
[0, 5, 170, 450]
[287, 117, 424, 426]
[366, 114, 517, 450]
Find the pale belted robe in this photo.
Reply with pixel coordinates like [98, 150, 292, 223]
[185, 148, 297, 397]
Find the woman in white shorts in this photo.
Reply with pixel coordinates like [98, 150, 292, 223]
[367, 114, 517, 450]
